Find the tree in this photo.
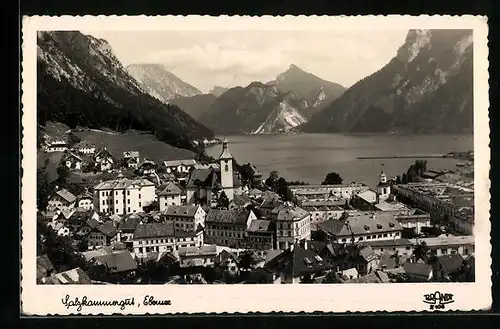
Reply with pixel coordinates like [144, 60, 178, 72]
[322, 172, 343, 185]
[217, 191, 230, 209]
[395, 176, 402, 184]
[413, 241, 429, 262]
[276, 177, 288, 199]
[265, 171, 279, 191]
[37, 169, 52, 212]
[56, 165, 70, 186]
[238, 250, 257, 270]
[66, 132, 81, 148]
[239, 163, 256, 187]
[143, 200, 159, 213]
[401, 173, 408, 184]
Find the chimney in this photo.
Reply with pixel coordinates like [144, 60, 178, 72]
[290, 244, 294, 252]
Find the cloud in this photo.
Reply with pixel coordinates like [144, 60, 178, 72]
[87, 30, 408, 92]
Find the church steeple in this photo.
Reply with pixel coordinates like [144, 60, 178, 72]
[219, 136, 233, 160]
[379, 164, 387, 185]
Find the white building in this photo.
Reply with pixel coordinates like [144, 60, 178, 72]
[272, 202, 311, 250]
[158, 182, 183, 210]
[163, 159, 197, 174]
[219, 138, 236, 201]
[162, 204, 206, 233]
[289, 183, 369, 201]
[47, 188, 76, 212]
[61, 153, 83, 171]
[93, 177, 156, 215]
[72, 141, 96, 155]
[76, 191, 94, 210]
[376, 165, 391, 202]
[317, 211, 403, 244]
[46, 140, 68, 153]
[132, 222, 203, 258]
[94, 148, 115, 172]
[409, 235, 475, 257]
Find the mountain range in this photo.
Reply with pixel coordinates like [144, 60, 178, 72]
[126, 63, 202, 102]
[302, 29, 474, 134]
[37, 31, 214, 152]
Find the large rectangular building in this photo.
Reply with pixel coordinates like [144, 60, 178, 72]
[289, 183, 369, 201]
[93, 178, 156, 215]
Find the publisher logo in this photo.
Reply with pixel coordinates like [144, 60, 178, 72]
[423, 291, 455, 310]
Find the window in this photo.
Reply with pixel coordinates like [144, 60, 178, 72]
[441, 249, 448, 255]
[358, 237, 363, 241]
[127, 191, 130, 196]
[464, 248, 469, 255]
[101, 192, 105, 197]
[127, 199, 130, 204]
[383, 234, 388, 237]
[225, 165, 229, 171]
[139, 202, 141, 207]
[115, 200, 118, 204]
[139, 194, 141, 199]
[102, 200, 105, 205]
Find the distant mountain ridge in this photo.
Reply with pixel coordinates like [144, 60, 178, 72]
[302, 29, 473, 134]
[199, 81, 308, 134]
[268, 64, 346, 118]
[170, 93, 218, 119]
[126, 63, 202, 102]
[37, 31, 214, 152]
[210, 86, 229, 97]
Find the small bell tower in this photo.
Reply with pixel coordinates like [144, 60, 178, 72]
[376, 164, 390, 202]
[219, 137, 234, 200]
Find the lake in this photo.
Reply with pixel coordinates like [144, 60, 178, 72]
[206, 133, 474, 189]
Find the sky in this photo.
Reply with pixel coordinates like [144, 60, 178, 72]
[84, 30, 409, 93]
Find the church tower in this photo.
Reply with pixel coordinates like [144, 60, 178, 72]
[219, 138, 234, 200]
[376, 164, 390, 202]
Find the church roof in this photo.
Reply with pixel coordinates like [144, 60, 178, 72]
[219, 139, 233, 160]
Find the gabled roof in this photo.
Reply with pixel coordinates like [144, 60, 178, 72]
[47, 267, 92, 284]
[317, 211, 401, 237]
[95, 221, 117, 237]
[403, 262, 433, 278]
[359, 246, 377, 262]
[185, 168, 213, 188]
[231, 194, 253, 206]
[205, 209, 252, 225]
[437, 253, 464, 273]
[275, 204, 310, 222]
[53, 189, 77, 204]
[265, 244, 331, 277]
[346, 271, 390, 284]
[123, 151, 139, 158]
[163, 159, 197, 167]
[215, 249, 239, 265]
[118, 214, 141, 232]
[247, 219, 273, 232]
[178, 245, 218, 257]
[94, 251, 137, 273]
[62, 152, 83, 162]
[164, 205, 199, 217]
[82, 247, 114, 261]
[73, 141, 95, 149]
[158, 182, 182, 196]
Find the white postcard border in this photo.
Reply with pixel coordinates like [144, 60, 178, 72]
[21, 15, 491, 315]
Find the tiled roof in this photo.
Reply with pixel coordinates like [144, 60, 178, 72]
[359, 238, 414, 248]
[346, 271, 390, 284]
[403, 262, 433, 278]
[96, 221, 117, 237]
[133, 222, 196, 239]
[408, 235, 474, 248]
[158, 182, 182, 196]
[163, 159, 197, 167]
[94, 251, 137, 273]
[248, 188, 264, 196]
[185, 168, 213, 188]
[231, 194, 253, 206]
[359, 246, 377, 262]
[55, 189, 77, 203]
[247, 219, 273, 232]
[318, 211, 401, 237]
[437, 253, 464, 273]
[164, 205, 199, 217]
[265, 243, 331, 277]
[215, 249, 238, 265]
[82, 247, 114, 261]
[178, 245, 217, 257]
[260, 198, 282, 209]
[123, 151, 139, 158]
[205, 209, 251, 225]
[62, 152, 83, 162]
[275, 204, 310, 222]
[118, 214, 141, 232]
[49, 267, 92, 284]
[93, 178, 154, 190]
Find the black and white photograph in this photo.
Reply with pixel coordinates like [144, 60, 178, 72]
[21, 15, 490, 314]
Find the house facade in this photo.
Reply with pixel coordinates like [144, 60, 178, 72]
[158, 182, 183, 210]
[178, 245, 218, 268]
[47, 189, 77, 212]
[162, 205, 206, 233]
[163, 159, 197, 174]
[93, 177, 156, 215]
[204, 209, 256, 248]
[317, 211, 403, 244]
[132, 222, 201, 258]
[94, 148, 115, 172]
[46, 140, 68, 153]
[245, 219, 275, 250]
[272, 203, 311, 250]
[88, 222, 118, 250]
[409, 235, 475, 257]
[289, 183, 369, 201]
[72, 141, 96, 155]
[61, 153, 83, 171]
[76, 192, 94, 210]
[137, 160, 156, 175]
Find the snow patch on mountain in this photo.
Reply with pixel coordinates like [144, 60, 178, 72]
[397, 29, 432, 63]
[253, 100, 307, 134]
[313, 88, 327, 108]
